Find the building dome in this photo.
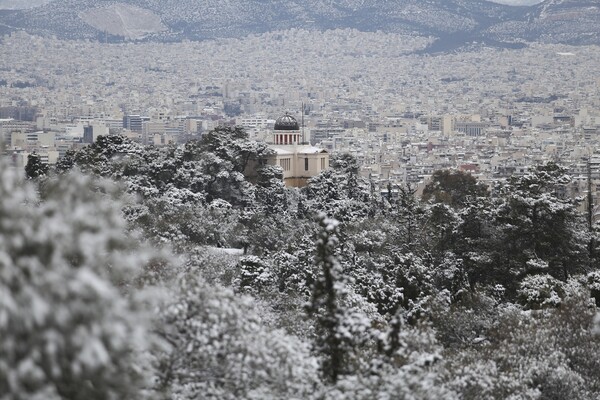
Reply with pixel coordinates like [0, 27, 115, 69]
[274, 113, 300, 131]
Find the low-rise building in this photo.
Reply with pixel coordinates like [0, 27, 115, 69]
[246, 113, 329, 187]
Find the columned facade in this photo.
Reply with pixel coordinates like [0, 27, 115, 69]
[269, 113, 329, 187]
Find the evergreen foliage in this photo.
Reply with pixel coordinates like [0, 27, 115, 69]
[24, 152, 48, 179]
[422, 169, 488, 207]
[0, 165, 156, 400]
[306, 214, 347, 383]
[8, 129, 600, 398]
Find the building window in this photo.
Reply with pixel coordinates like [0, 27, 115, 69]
[305, 158, 309, 171]
[280, 158, 291, 171]
[321, 157, 326, 170]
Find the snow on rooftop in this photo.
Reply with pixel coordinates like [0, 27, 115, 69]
[271, 147, 294, 155]
[270, 145, 326, 154]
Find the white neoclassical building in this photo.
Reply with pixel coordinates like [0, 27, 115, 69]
[262, 113, 330, 187]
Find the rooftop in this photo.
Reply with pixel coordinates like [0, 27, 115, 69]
[274, 113, 300, 131]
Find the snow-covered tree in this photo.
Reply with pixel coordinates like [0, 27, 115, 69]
[517, 272, 565, 309]
[453, 197, 499, 290]
[330, 314, 457, 399]
[306, 214, 372, 383]
[235, 255, 273, 294]
[306, 214, 348, 383]
[25, 152, 48, 179]
[155, 275, 320, 399]
[422, 169, 488, 208]
[199, 125, 272, 174]
[254, 164, 288, 215]
[392, 184, 423, 251]
[496, 162, 589, 289]
[0, 165, 157, 399]
[67, 135, 144, 177]
[54, 149, 76, 174]
[303, 154, 374, 222]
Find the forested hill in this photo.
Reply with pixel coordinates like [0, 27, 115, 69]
[3, 127, 600, 398]
[0, 0, 598, 49]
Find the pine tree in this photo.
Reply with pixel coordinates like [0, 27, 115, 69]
[306, 214, 347, 383]
[422, 169, 488, 208]
[395, 183, 421, 251]
[496, 162, 589, 286]
[54, 149, 76, 174]
[24, 152, 48, 179]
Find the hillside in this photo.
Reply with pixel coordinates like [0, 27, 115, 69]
[79, 3, 166, 40]
[0, 0, 51, 9]
[0, 0, 598, 50]
[486, 0, 600, 45]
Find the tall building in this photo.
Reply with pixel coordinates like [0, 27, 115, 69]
[0, 118, 34, 144]
[122, 115, 148, 132]
[83, 125, 94, 144]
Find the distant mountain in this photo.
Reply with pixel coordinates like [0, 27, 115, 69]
[490, 0, 543, 4]
[0, 0, 52, 10]
[485, 0, 600, 45]
[0, 0, 598, 50]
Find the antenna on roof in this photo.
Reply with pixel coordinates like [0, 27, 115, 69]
[588, 155, 594, 231]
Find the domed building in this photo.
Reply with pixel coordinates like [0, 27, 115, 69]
[248, 112, 329, 187]
[274, 113, 300, 130]
[272, 113, 302, 145]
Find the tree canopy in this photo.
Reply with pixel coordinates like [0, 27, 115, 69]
[7, 130, 600, 399]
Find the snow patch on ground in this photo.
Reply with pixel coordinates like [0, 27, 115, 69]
[206, 247, 245, 256]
